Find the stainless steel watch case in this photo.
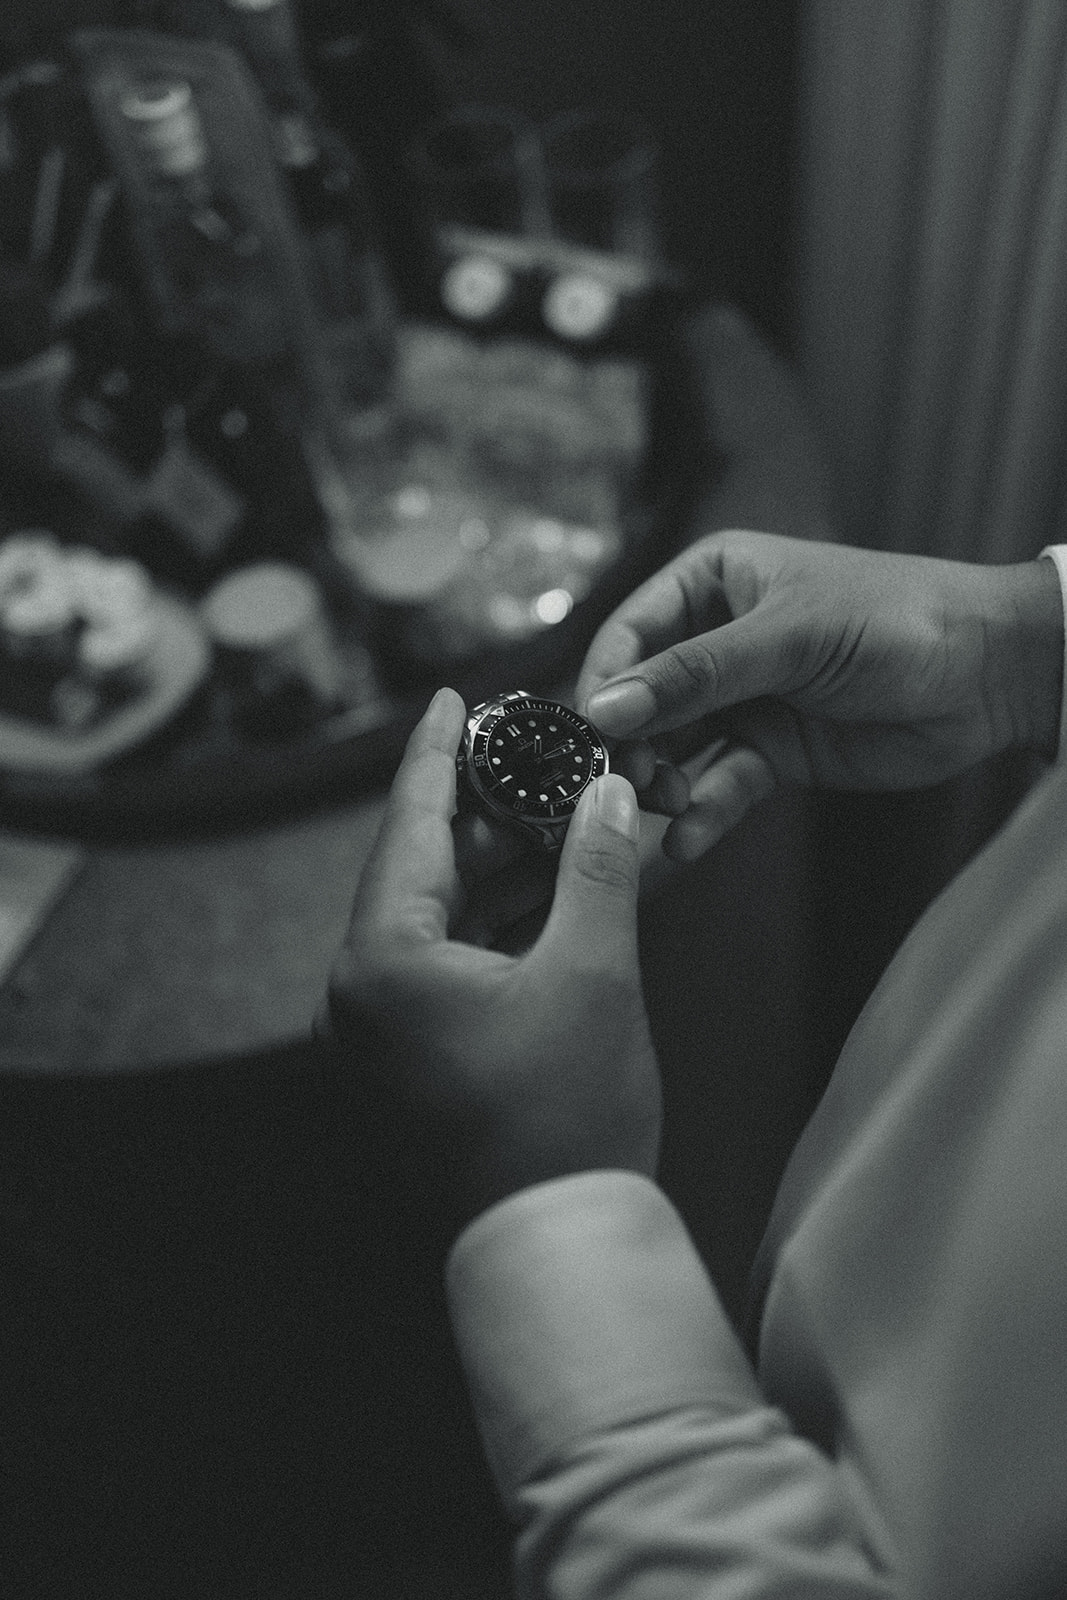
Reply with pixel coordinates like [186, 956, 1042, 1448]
[456, 689, 608, 850]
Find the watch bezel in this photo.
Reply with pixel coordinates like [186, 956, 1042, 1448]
[460, 692, 609, 839]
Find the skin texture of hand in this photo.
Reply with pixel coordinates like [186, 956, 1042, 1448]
[576, 530, 1063, 864]
[323, 687, 661, 1238]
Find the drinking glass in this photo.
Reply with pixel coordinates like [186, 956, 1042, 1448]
[408, 105, 548, 236]
[540, 109, 660, 259]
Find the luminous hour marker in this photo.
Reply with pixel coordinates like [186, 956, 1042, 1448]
[492, 757, 501, 765]
[529, 720, 536, 727]
[500, 774, 513, 784]
[495, 738, 504, 745]
[539, 793, 548, 801]
[549, 723, 558, 731]
[517, 789, 527, 797]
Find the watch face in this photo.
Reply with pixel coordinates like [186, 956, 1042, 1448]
[469, 696, 608, 822]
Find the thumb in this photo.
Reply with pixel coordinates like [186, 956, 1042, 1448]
[586, 605, 793, 740]
[537, 774, 641, 969]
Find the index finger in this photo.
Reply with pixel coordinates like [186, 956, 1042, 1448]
[575, 538, 730, 714]
[346, 686, 467, 951]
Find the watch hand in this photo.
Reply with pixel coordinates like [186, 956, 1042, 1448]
[541, 768, 574, 791]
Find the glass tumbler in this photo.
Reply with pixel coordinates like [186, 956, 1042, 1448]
[540, 109, 660, 259]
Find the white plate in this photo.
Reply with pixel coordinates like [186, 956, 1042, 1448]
[0, 592, 211, 775]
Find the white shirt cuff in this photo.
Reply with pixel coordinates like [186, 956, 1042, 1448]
[1039, 544, 1067, 759]
[445, 1169, 763, 1503]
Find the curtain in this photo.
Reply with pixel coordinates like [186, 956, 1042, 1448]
[792, 3, 1067, 1058]
[796, 0, 1067, 563]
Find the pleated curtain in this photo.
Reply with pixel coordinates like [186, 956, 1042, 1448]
[796, 0, 1067, 564]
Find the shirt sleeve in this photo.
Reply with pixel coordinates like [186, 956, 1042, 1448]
[445, 1170, 897, 1599]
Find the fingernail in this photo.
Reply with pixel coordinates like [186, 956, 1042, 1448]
[594, 774, 640, 842]
[587, 679, 656, 737]
[427, 686, 457, 721]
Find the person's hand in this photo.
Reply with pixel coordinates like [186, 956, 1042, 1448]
[576, 530, 1063, 864]
[449, 806, 559, 954]
[321, 687, 661, 1239]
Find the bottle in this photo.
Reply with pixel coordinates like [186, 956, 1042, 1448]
[120, 75, 247, 245]
[55, 272, 250, 587]
[0, 257, 152, 535]
[63, 289, 169, 475]
[117, 75, 288, 369]
[107, 79, 317, 585]
[220, 0, 395, 422]
[0, 255, 77, 468]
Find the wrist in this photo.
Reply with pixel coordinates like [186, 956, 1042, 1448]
[998, 557, 1064, 759]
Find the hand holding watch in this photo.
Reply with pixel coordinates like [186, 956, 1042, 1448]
[455, 689, 609, 850]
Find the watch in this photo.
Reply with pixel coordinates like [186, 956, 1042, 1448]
[456, 689, 609, 850]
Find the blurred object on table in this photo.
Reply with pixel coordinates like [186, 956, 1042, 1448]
[316, 99, 673, 684]
[320, 321, 649, 683]
[74, 31, 308, 372]
[0, 255, 76, 463]
[408, 102, 678, 351]
[0, 11, 694, 835]
[218, 0, 397, 447]
[0, 45, 322, 591]
[409, 104, 546, 329]
[0, 255, 154, 536]
[410, 103, 543, 237]
[199, 559, 377, 739]
[74, 22, 398, 590]
[0, 529, 211, 772]
[540, 107, 660, 260]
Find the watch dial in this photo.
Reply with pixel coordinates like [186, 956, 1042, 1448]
[472, 698, 607, 819]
